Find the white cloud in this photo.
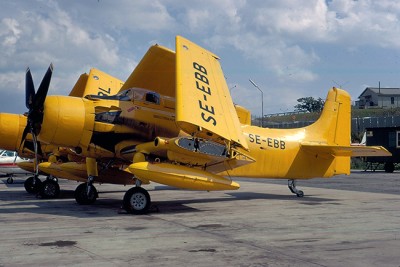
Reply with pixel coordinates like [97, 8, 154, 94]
[2, 0, 400, 116]
[0, 18, 21, 47]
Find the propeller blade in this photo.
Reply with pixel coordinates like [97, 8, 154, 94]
[33, 63, 53, 110]
[25, 68, 35, 109]
[31, 130, 39, 176]
[19, 124, 30, 151]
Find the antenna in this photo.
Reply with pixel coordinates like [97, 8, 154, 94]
[249, 79, 264, 127]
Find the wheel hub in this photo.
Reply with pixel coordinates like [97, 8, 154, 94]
[43, 183, 56, 196]
[131, 193, 147, 210]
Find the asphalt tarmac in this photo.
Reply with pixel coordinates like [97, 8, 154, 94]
[0, 170, 399, 267]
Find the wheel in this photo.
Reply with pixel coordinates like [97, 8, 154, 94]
[74, 183, 98, 205]
[24, 176, 42, 194]
[39, 179, 60, 199]
[384, 162, 394, 173]
[123, 187, 151, 214]
[6, 177, 14, 184]
[296, 190, 304, 197]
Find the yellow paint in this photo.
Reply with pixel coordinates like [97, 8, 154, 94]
[120, 45, 175, 97]
[86, 157, 98, 177]
[0, 113, 26, 151]
[17, 161, 35, 173]
[39, 161, 138, 185]
[175, 36, 248, 149]
[69, 68, 124, 98]
[129, 161, 239, 190]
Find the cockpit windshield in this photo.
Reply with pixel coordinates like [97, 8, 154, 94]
[115, 89, 134, 101]
[85, 88, 160, 104]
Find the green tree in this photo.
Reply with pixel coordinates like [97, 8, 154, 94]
[294, 97, 324, 113]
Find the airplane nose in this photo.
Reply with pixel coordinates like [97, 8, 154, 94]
[39, 96, 95, 148]
[0, 113, 27, 151]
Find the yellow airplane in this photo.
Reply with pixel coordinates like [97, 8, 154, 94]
[0, 67, 125, 197]
[1, 36, 390, 214]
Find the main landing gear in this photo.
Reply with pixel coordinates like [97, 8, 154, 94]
[75, 158, 99, 205]
[73, 176, 151, 214]
[74, 176, 98, 205]
[288, 179, 304, 197]
[122, 180, 151, 214]
[24, 176, 42, 194]
[39, 176, 60, 198]
[24, 175, 60, 198]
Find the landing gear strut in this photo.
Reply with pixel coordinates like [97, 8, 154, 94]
[74, 177, 98, 205]
[75, 158, 99, 205]
[288, 179, 304, 197]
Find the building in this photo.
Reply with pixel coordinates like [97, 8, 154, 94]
[355, 87, 400, 109]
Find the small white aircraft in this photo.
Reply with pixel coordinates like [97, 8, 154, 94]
[0, 150, 31, 184]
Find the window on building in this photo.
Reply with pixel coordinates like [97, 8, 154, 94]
[397, 131, 400, 148]
[391, 97, 395, 105]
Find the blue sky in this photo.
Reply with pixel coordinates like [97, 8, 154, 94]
[1, 0, 400, 116]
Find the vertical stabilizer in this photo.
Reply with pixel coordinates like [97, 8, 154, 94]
[303, 87, 351, 175]
[305, 87, 351, 146]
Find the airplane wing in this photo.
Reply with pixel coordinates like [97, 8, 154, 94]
[300, 142, 391, 157]
[120, 45, 176, 98]
[175, 36, 248, 150]
[69, 68, 124, 98]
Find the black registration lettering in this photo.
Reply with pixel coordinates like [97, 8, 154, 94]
[193, 62, 217, 126]
[193, 62, 207, 75]
[201, 113, 217, 126]
[249, 134, 255, 143]
[195, 72, 209, 85]
[98, 87, 111, 96]
[196, 81, 211, 95]
[248, 135, 286, 150]
[198, 100, 215, 114]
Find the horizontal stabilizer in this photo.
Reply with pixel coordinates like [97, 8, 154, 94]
[301, 142, 391, 157]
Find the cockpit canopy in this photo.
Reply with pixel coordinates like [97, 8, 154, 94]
[86, 87, 160, 104]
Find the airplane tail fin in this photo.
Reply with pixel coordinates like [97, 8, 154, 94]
[301, 87, 351, 176]
[305, 87, 351, 147]
[298, 88, 390, 177]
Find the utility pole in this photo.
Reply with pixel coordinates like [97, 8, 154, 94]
[249, 79, 264, 127]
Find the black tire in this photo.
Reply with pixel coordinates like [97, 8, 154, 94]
[40, 179, 60, 199]
[123, 187, 151, 215]
[74, 183, 98, 205]
[384, 162, 394, 173]
[6, 177, 14, 184]
[24, 176, 42, 194]
[296, 190, 304, 197]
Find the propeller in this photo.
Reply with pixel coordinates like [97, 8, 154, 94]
[20, 64, 53, 177]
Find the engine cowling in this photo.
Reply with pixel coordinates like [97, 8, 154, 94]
[39, 96, 95, 150]
[0, 113, 27, 151]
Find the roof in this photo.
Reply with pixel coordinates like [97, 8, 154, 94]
[359, 87, 400, 98]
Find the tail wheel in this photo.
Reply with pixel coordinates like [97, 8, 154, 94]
[123, 187, 151, 215]
[24, 176, 42, 194]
